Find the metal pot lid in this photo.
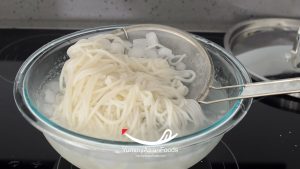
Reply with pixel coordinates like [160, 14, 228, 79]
[224, 18, 300, 113]
[224, 18, 300, 55]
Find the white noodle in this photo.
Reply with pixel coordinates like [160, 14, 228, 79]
[50, 32, 206, 141]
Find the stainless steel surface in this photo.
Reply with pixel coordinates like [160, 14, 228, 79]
[199, 78, 300, 104]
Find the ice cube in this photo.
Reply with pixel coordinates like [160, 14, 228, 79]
[44, 89, 56, 104]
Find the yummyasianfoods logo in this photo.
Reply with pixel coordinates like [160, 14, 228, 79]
[121, 128, 179, 158]
[121, 128, 177, 145]
[122, 146, 178, 154]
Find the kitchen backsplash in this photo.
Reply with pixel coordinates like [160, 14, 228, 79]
[1, 0, 300, 31]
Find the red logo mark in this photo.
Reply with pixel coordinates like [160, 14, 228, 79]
[121, 128, 128, 135]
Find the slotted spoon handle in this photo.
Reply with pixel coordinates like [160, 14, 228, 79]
[198, 78, 300, 104]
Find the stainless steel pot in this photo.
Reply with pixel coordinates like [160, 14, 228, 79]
[224, 18, 300, 113]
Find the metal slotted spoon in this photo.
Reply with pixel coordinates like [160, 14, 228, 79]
[114, 24, 300, 104]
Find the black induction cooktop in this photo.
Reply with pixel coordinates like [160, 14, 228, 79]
[0, 29, 299, 169]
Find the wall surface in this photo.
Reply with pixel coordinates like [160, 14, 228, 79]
[0, 0, 300, 31]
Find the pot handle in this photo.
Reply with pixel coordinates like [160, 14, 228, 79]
[198, 77, 300, 104]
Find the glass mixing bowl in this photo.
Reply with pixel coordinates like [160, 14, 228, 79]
[14, 26, 252, 169]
